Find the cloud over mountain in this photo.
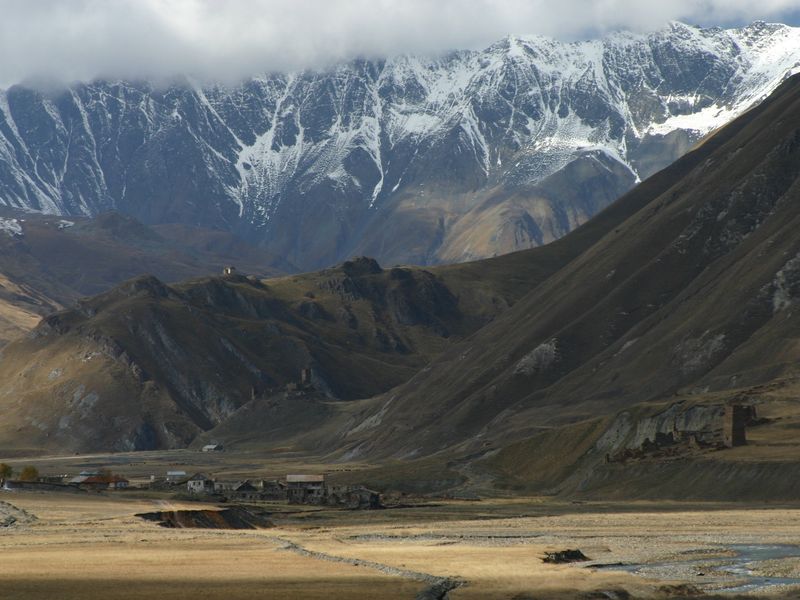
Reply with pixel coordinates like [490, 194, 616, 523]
[1, 0, 799, 86]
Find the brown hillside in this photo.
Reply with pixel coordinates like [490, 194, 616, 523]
[0, 254, 555, 454]
[0, 142, 660, 455]
[340, 74, 800, 463]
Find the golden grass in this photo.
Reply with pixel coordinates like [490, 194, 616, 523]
[275, 503, 800, 599]
[0, 493, 421, 600]
[0, 541, 420, 600]
[4, 492, 800, 599]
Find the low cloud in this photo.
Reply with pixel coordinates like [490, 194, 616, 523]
[1, 0, 798, 87]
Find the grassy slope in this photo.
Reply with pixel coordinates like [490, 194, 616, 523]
[332, 75, 800, 495]
[5, 77, 800, 505]
[0, 248, 575, 454]
[0, 144, 664, 456]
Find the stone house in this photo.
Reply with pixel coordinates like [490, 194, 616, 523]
[187, 473, 215, 494]
[231, 480, 260, 502]
[213, 480, 237, 493]
[256, 479, 287, 501]
[325, 485, 382, 509]
[286, 474, 326, 504]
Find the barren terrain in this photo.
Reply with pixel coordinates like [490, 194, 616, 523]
[2, 489, 800, 599]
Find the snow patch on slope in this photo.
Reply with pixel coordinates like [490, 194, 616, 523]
[0, 21, 799, 232]
[0, 218, 23, 237]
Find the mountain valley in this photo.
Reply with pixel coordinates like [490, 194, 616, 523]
[3, 74, 800, 503]
[8, 6, 800, 600]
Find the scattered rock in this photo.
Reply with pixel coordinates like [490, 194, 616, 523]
[514, 339, 558, 376]
[543, 549, 589, 563]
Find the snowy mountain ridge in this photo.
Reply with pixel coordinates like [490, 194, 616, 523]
[0, 20, 798, 269]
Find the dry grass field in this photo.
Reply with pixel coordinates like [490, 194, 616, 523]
[3, 490, 800, 599]
[0, 494, 422, 600]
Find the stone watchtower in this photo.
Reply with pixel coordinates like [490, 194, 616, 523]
[723, 405, 747, 447]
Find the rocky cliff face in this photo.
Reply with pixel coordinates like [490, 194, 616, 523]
[0, 22, 798, 269]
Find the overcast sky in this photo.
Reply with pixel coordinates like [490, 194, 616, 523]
[1, 0, 800, 87]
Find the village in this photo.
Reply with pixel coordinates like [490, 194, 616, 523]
[0, 348, 385, 510]
[1, 465, 382, 509]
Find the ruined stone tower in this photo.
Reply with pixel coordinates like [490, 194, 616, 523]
[300, 367, 313, 387]
[723, 405, 747, 447]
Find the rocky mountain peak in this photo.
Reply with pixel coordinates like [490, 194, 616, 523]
[0, 22, 798, 270]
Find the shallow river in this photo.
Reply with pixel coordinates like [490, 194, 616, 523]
[600, 544, 800, 595]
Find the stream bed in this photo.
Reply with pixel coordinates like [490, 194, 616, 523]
[596, 544, 800, 595]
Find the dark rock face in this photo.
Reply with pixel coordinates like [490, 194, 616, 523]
[137, 507, 274, 529]
[0, 23, 797, 269]
[130, 421, 159, 451]
[340, 257, 383, 277]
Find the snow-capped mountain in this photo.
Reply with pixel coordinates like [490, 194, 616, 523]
[0, 21, 798, 269]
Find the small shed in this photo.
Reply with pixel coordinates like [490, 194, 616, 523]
[202, 443, 224, 453]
